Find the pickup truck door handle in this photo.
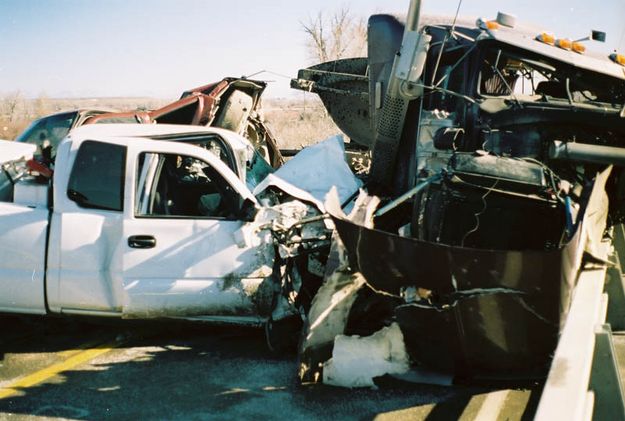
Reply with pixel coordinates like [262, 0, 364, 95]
[128, 235, 157, 249]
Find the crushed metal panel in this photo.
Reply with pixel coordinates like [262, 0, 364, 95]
[85, 77, 284, 168]
[330, 214, 581, 378]
[396, 294, 560, 378]
[298, 238, 367, 383]
[332, 214, 577, 296]
[254, 135, 362, 211]
[322, 172, 615, 380]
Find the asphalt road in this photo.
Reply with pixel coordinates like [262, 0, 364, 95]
[0, 314, 541, 420]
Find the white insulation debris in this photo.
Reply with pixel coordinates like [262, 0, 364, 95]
[322, 322, 410, 388]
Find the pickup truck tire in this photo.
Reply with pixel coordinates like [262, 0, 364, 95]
[264, 314, 302, 353]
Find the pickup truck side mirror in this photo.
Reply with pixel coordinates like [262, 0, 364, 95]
[238, 198, 258, 222]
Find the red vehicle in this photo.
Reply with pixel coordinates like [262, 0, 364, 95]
[85, 78, 283, 167]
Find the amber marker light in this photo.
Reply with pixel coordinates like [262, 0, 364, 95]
[571, 42, 586, 54]
[610, 53, 625, 66]
[556, 38, 573, 50]
[536, 32, 556, 45]
[485, 20, 500, 30]
[476, 18, 500, 31]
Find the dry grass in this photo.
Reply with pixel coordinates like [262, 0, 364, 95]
[0, 93, 339, 150]
[263, 95, 341, 149]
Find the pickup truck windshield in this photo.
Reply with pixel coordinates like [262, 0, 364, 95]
[15, 111, 77, 156]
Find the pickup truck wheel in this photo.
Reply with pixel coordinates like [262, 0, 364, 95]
[264, 314, 302, 353]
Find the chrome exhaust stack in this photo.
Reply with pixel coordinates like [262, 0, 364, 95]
[368, 0, 430, 193]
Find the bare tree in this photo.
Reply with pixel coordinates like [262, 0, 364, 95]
[301, 7, 367, 63]
[302, 12, 328, 62]
[2, 91, 23, 122]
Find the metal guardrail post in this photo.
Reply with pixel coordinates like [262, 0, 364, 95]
[590, 323, 625, 420]
[536, 230, 625, 421]
[534, 261, 608, 421]
[606, 264, 625, 331]
[608, 224, 625, 330]
[613, 224, 625, 273]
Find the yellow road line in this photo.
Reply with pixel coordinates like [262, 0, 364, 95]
[472, 390, 510, 420]
[0, 338, 124, 400]
[56, 338, 112, 359]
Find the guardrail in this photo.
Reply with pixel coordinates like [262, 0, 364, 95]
[535, 225, 625, 420]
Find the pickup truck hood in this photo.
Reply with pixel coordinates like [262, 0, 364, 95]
[0, 140, 35, 164]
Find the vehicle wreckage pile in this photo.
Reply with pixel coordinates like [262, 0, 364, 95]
[3, 0, 625, 389]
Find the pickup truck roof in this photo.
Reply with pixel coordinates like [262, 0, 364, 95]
[68, 124, 271, 189]
[69, 123, 253, 149]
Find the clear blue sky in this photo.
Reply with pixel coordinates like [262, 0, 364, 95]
[1, 0, 623, 99]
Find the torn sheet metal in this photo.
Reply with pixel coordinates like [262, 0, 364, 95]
[290, 58, 371, 148]
[253, 135, 362, 212]
[325, 185, 380, 229]
[331, 213, 581, 299]
[298, 240, 367, 383]
[330, 214, 582, 378]
[122, 197, 325, 321]
[123, 163, 339, 321]
[316, 170, 611, 380]
[299, 167, 611, 383]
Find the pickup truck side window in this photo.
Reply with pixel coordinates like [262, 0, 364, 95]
[67, 141, 126, 211]
[135, 152, 240, 219]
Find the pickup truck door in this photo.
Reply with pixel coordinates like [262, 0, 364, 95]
[0, 203, 48, 314]
[46, 138, 128, 315]
[121, 141, 274, 319]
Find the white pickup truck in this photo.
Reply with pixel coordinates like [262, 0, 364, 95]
[0, 124, 355, 326]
